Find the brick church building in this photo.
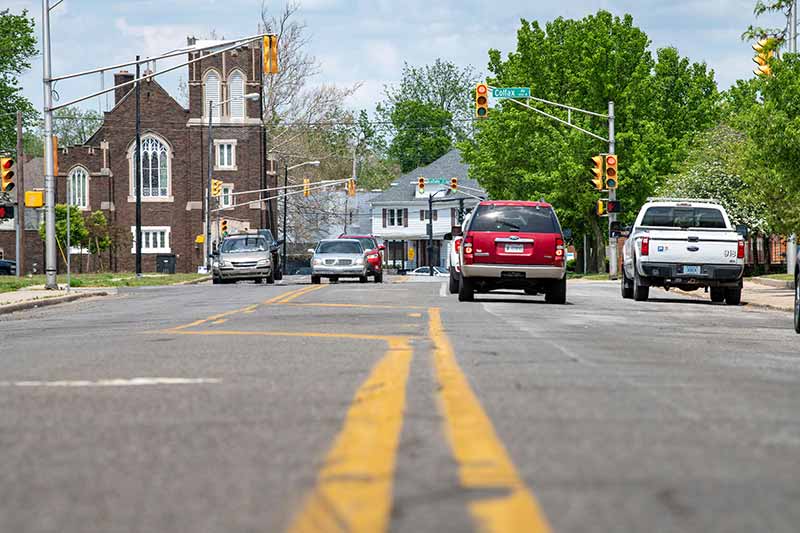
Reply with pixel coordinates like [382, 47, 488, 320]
[47, 37, 273, 273]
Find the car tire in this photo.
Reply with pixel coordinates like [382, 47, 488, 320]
[458, 276, 475, 302]
[621, 268, 634, 299]
[633, 266, 649, 302]
[374, 272, 383, 283]
[254, 277, 264, 284]
[266, 270, 275, 284]
[524, 287, 538, 295]
[331, 277, 339, 284]
[725, 287, 742, 306]
[212, 276, 221, 285]
[448, 268, 459, 294]
[274, 267, 283, 281]
[794, 271, 800, 334]
[311, 275, 321, 285]
[710, 287, 725, 303]
[359, 275, 368, 283]
[545, 276, 567, 304]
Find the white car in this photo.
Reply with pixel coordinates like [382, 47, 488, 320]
[409, 266, 449, 277]
[622, 198, 746, 304]
[445, 212, 472, 294]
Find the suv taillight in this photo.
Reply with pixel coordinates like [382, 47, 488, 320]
[463, 235, 474, 264]
[555, 237, 565, 264]
[640, 237, 649, 256]
[455, 238, 461, 253]
[737, 239, 745, 259]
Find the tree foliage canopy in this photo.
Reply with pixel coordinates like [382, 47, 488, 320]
[0, 9, 37, 151]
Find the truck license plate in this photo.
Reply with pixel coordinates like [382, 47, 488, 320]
[504, 244, 524, 253]
[683, 265, 701, 275]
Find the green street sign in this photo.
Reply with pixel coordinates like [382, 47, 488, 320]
[491, 87, 531, 99]
[426, 178, 449, 185]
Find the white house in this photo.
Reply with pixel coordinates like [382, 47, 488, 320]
[370, 150, 486, 270]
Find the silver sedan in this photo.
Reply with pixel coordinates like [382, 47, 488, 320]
[309, 239, 368, 284]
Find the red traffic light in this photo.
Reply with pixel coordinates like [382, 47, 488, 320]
[605, 155, 616, 167]
[476, 84, 488, 95]
[607, 200, 622, 213]
[1, 159, 12, 170]
[0, 205, 14, 219]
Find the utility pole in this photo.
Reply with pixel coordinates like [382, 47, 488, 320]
[788, 1, 798, 277]
[206, 100, 213, 270]
[135, 56, 142, 275]
[427, 193, 434, 277]
[42, 0, 58, 289]
[607, 101, 618, 279]
[15, 111, 24, 278]
[282, 162, 288, 270]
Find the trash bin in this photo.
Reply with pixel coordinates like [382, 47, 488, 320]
[156, 254, 176, 274]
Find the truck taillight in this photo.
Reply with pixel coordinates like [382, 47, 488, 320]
[737, 239, 744, 259]
[555, 237, 565, 264]
[640, 237, 649, 256]
[455, 238, 461, 253]
[463, 235, 474, 264]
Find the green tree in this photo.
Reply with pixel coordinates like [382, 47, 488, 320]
[658, 125, 768, 231]
[51, 108, 103, 147]
[387, 100, 454, 173]
[459, 11, 719, 270]
[86, 210, 112, 270]
[39, 205, 89, 263]
[0, 9, 37, 152]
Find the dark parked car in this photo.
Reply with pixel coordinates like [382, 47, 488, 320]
[0, 259, 16, 275]
[257, 229, 284, 280]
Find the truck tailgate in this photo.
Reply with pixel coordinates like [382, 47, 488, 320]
[646, 229, 740, 266]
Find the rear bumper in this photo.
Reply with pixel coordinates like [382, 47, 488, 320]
[638, 262, 743, 286]
[461, 263, 565, 280]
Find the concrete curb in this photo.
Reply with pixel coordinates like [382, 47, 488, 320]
[750, 277, 794, 290]
[0, 291, 110, 316]
[176, 275, 211, 286]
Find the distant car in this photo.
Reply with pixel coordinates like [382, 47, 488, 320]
[457, 200, 569, 303]
[310, 239, 369, 284]
[0, 259, 16, 276]
[446, 212, 473, 294]
[212, 234, 273, 285]
[256, 229, 283, 280]
[339, 234, 384, 283]
[409, 266, 448, 277]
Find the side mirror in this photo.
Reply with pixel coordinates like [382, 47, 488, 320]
[736, 225, 749, 239]
[562, 229, 573, 241]
[307, 248, 316, 254]
[443, 232, 453, 241]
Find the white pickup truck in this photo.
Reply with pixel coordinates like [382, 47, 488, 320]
[621, 198, 746, 304]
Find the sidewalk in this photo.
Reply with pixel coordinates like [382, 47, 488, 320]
[0, 286, 113, 315]
[740, 280, 793, 312]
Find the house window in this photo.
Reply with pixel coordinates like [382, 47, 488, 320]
[220, 184, 233, 208]
[228, 70, 245, 119]
[215, 140, 236, 170]
[68, 166, 88, 209]
[130, 226, 171, 254]
[134, 135, 170, 198]
[420, 209, 437, 221]
[388, 209, 396, 226]
[203, 70, 221, 120]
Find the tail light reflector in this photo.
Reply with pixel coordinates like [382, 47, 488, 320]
[737, 239, 745, 259]
[640, 237, 649, 256]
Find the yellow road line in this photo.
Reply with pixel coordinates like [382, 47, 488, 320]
[285, 302, 428, 310]
[265, 285, 325, 305]
[211, 319, 228, 325]
[286, 337, 413, 533]
[407, 312, 422, 318]
[170, 329, 412, 343]
[428, 307, 552, 533]
[278, 284, 326, 304]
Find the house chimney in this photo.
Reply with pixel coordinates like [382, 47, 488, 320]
[114, 70, 135, 105]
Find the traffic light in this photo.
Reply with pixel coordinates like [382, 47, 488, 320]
[589, 155, 603, 190]
[0, 157, 14, 193]
[263, 35, 279, 74]
[0, 205, 13, 219]
[606, 200, 622, 213]
[752, 38, 775, 77]
[304, 178, 311, 197]
[604, 154, 618, 190]
[211, 179, 222, 197]
[596, 199, 606, 216]
[220, 219, 228, 235]
[450, 177, 458, 191]
[417, 177, 425, 195]
[475, 83, 489, 118]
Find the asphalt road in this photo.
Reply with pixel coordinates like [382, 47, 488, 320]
[0, 278, 798, 533]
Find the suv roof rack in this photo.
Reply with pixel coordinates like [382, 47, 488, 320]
[645, 197, 719, 204]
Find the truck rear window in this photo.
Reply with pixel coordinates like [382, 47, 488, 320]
[469, 204, 558, 233]
[641, 207, 727, 229]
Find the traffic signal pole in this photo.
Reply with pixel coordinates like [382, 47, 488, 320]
[42, 0, 58, 289]
[789, 1, 798, 276]
[607, 101, 618, 279]
[15, 111, 24, 278]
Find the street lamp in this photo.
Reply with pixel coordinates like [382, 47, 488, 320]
[283, 160, 320, 269]
[205, 92, 260, 270]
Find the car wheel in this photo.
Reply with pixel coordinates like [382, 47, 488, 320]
[330, 277, 339, 284]
[448, 268, 459, 294]
[621, 268, 634, 299]
[724, 287, 742, 306]
[359, 275, 368, 283]
[274, 267, 283, 281]
[254, 277, 264, 284]
[458, 276, 475, 302]
[545, 276, 567, 304]
[266, 270, 275, 284]
[311, 275, 321, 285]
[794, 271, 800, 334]
[633, 265, 649, 302]
[710, 287, 725, 303]
[212, 276, 221, 285]
[374, 272, 383, 283]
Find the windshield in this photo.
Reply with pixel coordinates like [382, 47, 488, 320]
[640, 207, 727, 229]
[317, 241, 363, 254]
[220, 236, 268, 253]
[355, 238, 377, 250]
[469, 204, 558, 233]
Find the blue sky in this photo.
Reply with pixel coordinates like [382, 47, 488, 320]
[10, 0, 789, 116]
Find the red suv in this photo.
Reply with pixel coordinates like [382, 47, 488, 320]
[458, 200, 568, 303]
[339, 234, 384, 283]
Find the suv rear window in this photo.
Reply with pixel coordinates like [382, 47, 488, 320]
[641, 207, 727, 229]
[469, 204, 558, 233]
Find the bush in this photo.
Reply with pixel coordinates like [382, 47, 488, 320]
[566, 259, 576, 272]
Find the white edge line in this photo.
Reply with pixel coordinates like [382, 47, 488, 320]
[0, 378, 222, 387]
